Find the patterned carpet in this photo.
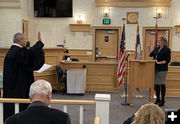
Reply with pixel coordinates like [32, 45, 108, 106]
[51, 89, 180, 124]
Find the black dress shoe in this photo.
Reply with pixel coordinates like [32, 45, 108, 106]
[159, 100, 165, 107]
[154, 99, 160, 105]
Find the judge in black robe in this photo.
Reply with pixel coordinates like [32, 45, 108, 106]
[3, 32, 45, 122]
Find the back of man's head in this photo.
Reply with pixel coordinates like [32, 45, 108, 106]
[13, 32, 25, 43]
[29, 80, 52, 105]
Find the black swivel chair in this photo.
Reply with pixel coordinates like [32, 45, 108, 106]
[170, 62, 180, 66]
[55, 65, 67, 94]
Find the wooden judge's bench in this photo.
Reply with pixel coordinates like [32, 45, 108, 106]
[0, 48, 180, 96]
[61, 60, 118, 92]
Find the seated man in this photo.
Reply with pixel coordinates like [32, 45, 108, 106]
[5, 80, 71, 124]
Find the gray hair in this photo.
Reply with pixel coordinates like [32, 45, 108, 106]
[29, 80, 52, 99]
[13, 32, 25, 43]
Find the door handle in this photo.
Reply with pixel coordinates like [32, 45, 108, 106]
[95, 48, 98, 55]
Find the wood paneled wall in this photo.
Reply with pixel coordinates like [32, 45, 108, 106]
[1, 48, 180, 96]
[0, 48, 8, 72]
[67, 49, 135, 62]
[171, 51, 180, 62]
[166, 66, 180, 97]
[34, 48, 66, 90]
[62, 61, 118, 92]
[67, 49, 93, 61]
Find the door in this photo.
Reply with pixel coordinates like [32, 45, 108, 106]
[143, 28, 171, 60]
[95, 29, 118, 62]
[22, 19, 28, 40]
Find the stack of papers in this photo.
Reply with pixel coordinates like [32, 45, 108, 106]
[34, 64, 52, 73]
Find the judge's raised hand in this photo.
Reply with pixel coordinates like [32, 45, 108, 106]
[147, 41, 151, 48]
[38, 32, 42, 41]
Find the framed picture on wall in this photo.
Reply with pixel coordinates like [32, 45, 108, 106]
[127, 12, 138, 24]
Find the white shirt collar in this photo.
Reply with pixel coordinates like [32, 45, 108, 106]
[13, 43, 22, 48]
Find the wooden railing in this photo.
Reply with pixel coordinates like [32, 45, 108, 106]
[0, 94, 109, 124]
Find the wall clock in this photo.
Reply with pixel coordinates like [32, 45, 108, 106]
[127, 12, 138, 24]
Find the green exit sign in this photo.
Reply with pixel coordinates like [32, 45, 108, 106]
[103, 19, 111, 25]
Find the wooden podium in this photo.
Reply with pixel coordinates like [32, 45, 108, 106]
[128, 60, 155, 104]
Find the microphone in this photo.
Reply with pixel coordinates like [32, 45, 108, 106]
[125, 52, 131, 61]
[26, 41, 30, 49]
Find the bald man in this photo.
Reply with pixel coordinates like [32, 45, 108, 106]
[5, 80, 71, 124]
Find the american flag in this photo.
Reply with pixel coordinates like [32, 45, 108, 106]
[154, 24, 158, 48]
[117, 24, 126, 87]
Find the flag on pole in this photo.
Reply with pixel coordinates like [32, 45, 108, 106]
[135, 25, 142, 60]
[154, 24, 158, 48]
[135, 25, 142, 92]
[117, 24, 126, 87]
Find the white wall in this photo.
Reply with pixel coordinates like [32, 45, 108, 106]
[27, 0, 95, 49]
[0, 9, 22, 47]
[93, 7, 173, 50]
[0, 0, 180, 51]
[171, 0, 180, 51]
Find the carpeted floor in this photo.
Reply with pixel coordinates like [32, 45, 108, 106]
[51, 89, 180, 124]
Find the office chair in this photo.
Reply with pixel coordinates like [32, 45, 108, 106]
[55, 65, 67, 94]
[170, 62, 180, 66]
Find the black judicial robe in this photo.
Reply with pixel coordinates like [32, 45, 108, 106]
[3, 41, 45, 122]
[5, 101, 71, 124]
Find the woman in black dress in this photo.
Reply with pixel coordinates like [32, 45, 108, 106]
[148, 36, 171, 106]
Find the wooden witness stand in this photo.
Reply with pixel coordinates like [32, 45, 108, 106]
[128, 60, 155, 105]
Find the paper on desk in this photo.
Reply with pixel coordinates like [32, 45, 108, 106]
[34, 64, 52, 73]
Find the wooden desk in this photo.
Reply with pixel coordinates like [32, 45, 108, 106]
[34, 48, 66, 90]
[61, 61, 118, 92]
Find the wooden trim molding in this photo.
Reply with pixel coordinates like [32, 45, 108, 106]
[67, 49, 93, 61]
[175, 25, 180, 33]
[22, 19, 28, 41]
[95, 0, 172, 8]
[0, 0, 21, 9]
